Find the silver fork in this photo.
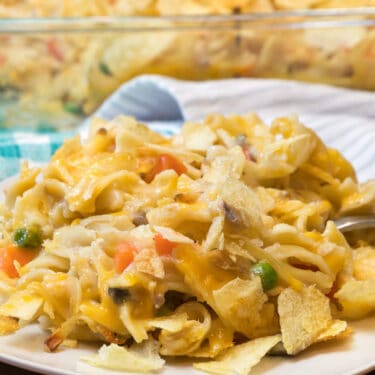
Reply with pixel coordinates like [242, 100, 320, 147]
[334, 215, 375, 232]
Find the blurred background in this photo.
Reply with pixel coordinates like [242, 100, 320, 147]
[0, 0, 374, 130]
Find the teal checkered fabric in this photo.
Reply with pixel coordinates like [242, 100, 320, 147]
[0, 124, 180, 181]
[0, 129, 73, 181]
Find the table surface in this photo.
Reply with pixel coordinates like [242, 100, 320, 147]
[0, 362, 39, 375]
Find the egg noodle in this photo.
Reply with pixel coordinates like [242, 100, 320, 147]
[0, 114, 375, 374]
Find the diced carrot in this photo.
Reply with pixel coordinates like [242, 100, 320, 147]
[154, 233, 176, 256]
[0, 54, 6, 66]
[145, 154, 187, 183]
[114, 242, 138, 273]
[161, 154, 187, 175]
[46, 39, 64, 62]
[366, 43, 375, 59]
[0, 245, 37, 278]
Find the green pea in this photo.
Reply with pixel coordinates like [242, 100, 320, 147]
[63, 101, 83, 115]
[99, 62, 112, 76]
[13, 228, 42, 249]
[251, 262, 277, 291]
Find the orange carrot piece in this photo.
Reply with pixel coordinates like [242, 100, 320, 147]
[145, 154, 187, 183]
[154, 233, 176, 256]
[0, 245, 37, 278]
[46, 39, 64, 61]
[114, 242, 138, 273]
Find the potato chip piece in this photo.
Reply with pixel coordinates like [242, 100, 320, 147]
[267, 320, 350, 355]
[110, 0, 156, 16]
[0, 291, 43, 322]
[304, 28, 367, 55]
[110, 116, 165, 153]
[178, 122, 218, 153]
[340, 180, 375, 215]
[335, 279, 375, 319]
[278, 285, 331, 355]
[353, 246, 375, 281]
[178, 122, 211, 147]
[80, 339, 165, 373]
[274, 0, 322, 9]
[157, 0, 210, 15]
[315, 319, 350, 343]
[220, 178, 262, 231]
[204, 146, 246, 184]
[134, 248, 165, 279]
[318, 0, 375, 8]
[193, 334, 281, 375]
[203, 215, 225, 252]
[101, 32, 175, 80]
[245, 0, 274, 12]
[0, 314, 19, 335]
[212, 277, 278, 339]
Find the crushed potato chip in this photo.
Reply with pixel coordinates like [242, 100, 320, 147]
[220, 178, 262, 231]
[134, 247, 165, 279]
[278, 285, 332, 355]
[212, 277, 278, 339]
[178, 122, 218, 152]
[315, 319, 350, 343]
[0, 291, 43, 322]
[203, 215, 225, 252]
[274, 0, 322, 9]
[353, 246, 375, 281]
[335, 279, 375, 319]
[80, 339, 165, 372]
[0, 314, 19, 335]
[194, 334, 281, 375]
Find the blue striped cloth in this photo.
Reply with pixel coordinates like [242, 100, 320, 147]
[1, 75, 375, 181]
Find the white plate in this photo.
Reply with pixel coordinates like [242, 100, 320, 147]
[0, 316, 374, 375]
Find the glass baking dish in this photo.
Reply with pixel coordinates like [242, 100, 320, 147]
[0, 9, 374, 130]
